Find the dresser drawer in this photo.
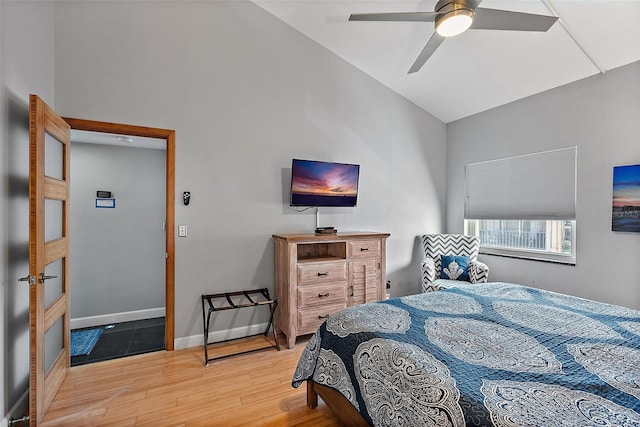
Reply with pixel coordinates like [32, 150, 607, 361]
[298, 283, 347, 308]
[347, 239, 381, 259]
[297, 303, 346, 335]
[297, 260, 347, 285]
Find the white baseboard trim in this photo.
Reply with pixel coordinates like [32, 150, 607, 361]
[174, 322, 270, 350]
[70, 307, 165, 330]
[1, 389, 29, 427]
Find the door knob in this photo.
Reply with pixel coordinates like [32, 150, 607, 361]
[18, 275, 36, 285]
[39, 273, 58, 283]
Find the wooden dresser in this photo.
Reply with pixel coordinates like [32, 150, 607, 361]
[273, 232, 390, 348]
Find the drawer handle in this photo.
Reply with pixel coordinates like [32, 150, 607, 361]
[317, 272, 329, 277]
[318, 314, 330, 319]
[360, 247, 370, 252]
[318, 293, 330, 298]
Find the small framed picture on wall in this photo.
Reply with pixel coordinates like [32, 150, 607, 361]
[612, 163, 640, 233]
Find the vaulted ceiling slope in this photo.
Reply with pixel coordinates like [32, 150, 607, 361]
[253, 0, 640, 123]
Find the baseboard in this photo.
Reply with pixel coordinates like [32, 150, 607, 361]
[1, 389, 29, 427]
[70, 307, 165, 330]
[174, 322, 269, 350]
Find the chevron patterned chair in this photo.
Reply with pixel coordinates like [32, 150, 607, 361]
[421, 234, 489, 292]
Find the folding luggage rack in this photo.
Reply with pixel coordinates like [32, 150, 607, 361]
[201, 288, 280, 366]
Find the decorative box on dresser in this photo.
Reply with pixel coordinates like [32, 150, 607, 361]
[273, 232, 390, 349]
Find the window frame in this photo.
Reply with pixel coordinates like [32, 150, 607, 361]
[465, 219, 576, 265]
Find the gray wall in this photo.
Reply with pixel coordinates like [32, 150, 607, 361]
[1, 1, 55, 422]
[53, 1, 447, 341]
[3, 0, 639, 422]
[447, 61, 640, 310]
[69, 143, 166, 319]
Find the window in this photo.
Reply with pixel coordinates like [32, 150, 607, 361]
[465, 219, 575, 264]
[464, 147, 577, 264]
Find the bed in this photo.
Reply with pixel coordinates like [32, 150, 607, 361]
[292, 282, 640, 426]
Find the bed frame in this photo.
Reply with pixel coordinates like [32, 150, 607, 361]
[306, 380, 370, 426]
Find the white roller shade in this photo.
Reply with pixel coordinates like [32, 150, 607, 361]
[465, 147, 577, 220]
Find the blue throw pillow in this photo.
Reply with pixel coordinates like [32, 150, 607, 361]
[440, 255, 470, 281]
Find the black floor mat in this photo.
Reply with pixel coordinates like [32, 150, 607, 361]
[71, 317, 165, 366]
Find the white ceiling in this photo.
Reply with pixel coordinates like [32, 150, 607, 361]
[253, 0, 640, 123]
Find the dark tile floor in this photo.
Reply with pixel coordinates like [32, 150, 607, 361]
[71, 317, 165, 367]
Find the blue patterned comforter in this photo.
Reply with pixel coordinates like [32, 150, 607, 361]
[292, 282, 640, 426]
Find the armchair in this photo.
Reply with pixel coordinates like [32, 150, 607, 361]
[421, 234, 489, 292]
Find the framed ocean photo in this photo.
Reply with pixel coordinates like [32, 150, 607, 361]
[612, 163, 640, 232]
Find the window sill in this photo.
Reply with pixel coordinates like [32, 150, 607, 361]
[479, 247, 576, 266]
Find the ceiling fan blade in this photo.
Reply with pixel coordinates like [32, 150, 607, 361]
[471, 8, 558, 31]
[349, 12, 439, 22]
[408, 32, 445, 74]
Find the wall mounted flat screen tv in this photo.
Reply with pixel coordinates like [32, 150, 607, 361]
[290, 159, 360, 207]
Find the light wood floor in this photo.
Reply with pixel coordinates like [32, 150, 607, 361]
[42, 336, 341, 426]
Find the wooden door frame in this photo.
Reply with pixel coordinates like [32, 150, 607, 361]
[62, 118, 175, 351]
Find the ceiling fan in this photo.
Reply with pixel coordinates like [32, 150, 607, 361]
[349, 0, 558, 74]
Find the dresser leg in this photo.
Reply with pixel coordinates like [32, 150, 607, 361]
[287, 334, 296, 349]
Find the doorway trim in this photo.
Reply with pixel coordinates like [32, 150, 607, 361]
[62, 117, 175, 351]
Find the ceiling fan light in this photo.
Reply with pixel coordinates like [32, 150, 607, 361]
[436, 9, 474, 37]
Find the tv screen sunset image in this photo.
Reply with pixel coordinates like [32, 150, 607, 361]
[291, 160, 359, 207]
[612, 163, 640, 232]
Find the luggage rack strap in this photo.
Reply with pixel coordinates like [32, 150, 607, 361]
[202, 288, 275, 311]
[201, 288, 280, 366]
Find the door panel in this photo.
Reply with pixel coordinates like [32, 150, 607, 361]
[29, 94, 71, 426]
[44, 132, 63, 179]
[44, 199, 63, 240]
[43, 260, 63, 308]
[44, 318, 63, 374]
[348, 259, 379, 306]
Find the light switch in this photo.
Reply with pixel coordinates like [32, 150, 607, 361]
[178, 225, 187, 237]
